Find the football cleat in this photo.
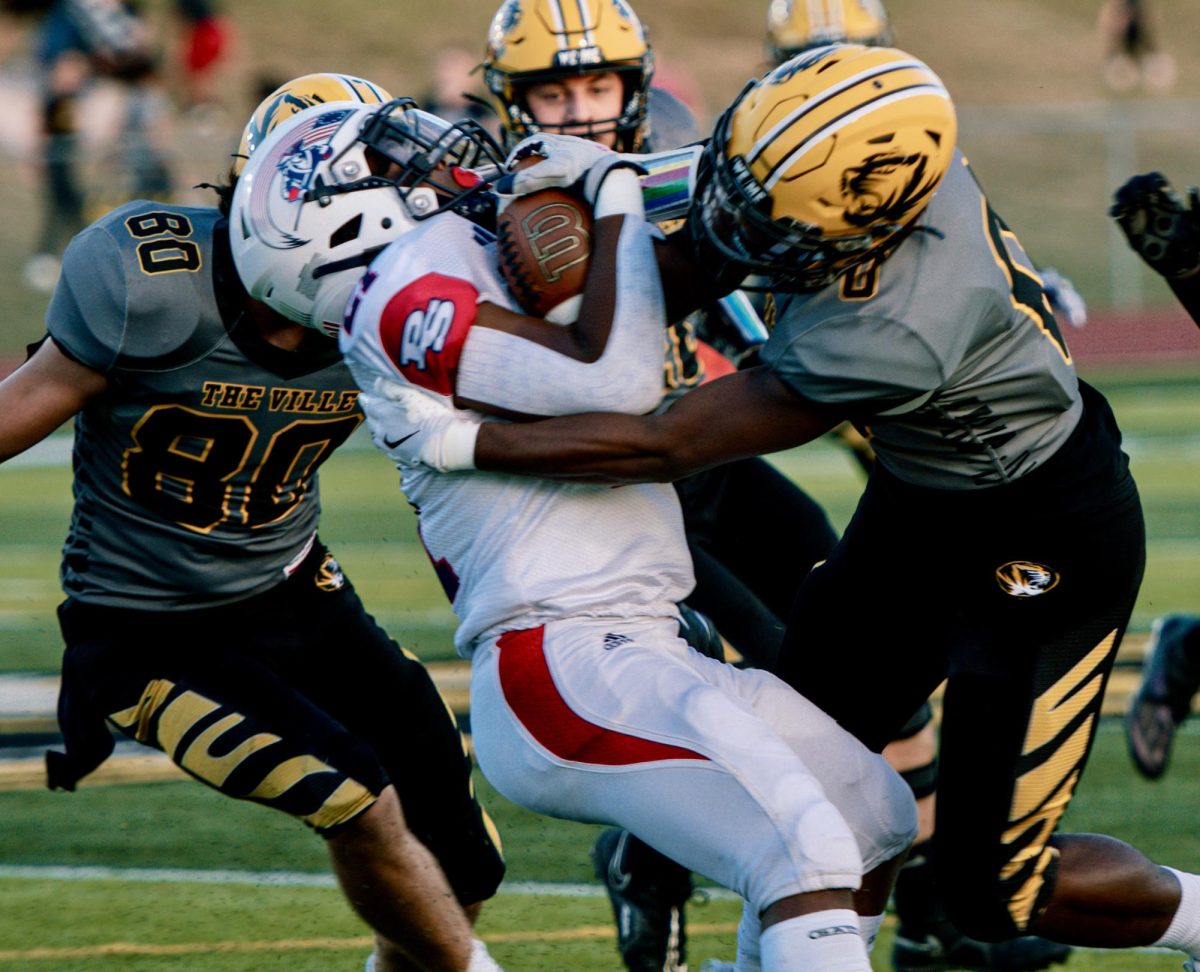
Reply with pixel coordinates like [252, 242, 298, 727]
[592, 827, 693, 972]
[892, 931, 1071, 972]
[1126, 614, 1200, 779]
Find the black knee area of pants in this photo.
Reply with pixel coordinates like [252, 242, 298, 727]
[936, 847, 1060, 941]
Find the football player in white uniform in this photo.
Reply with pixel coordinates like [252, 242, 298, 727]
[483, 7, 846, 966]
[230, 98, 919, 972]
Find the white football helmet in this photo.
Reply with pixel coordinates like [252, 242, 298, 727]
[229, 98, 504, 336]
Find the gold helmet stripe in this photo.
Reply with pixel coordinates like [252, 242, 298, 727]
[762, 84, 953, 191]
[748, 57, 931, 167]
[548, 0, 596, 49]
[344, 76, 389, 102]
[806, 0, 846, 35]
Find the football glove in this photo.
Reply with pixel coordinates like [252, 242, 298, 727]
[1038, 267, 1088, 328]
[360, 378, 480, 472]
[496, 133, 645, 207]
[1110, 171, 1200, 279]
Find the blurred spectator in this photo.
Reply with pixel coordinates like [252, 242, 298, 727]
[1110, 172, 1200, 782]
[0, 0, 228, 291]
[1098, 0, 1176, 94]
[421, 45, 496, 137]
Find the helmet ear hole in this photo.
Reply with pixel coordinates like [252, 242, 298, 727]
[330, 215, 362, 248]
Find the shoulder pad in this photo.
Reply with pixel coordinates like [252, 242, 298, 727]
[47, 201, 230, 373]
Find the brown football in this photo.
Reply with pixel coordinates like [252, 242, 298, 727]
[496, 186, 593, 318]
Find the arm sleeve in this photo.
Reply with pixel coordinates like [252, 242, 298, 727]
[455, 215, 665, 417]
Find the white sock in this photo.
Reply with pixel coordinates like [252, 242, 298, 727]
[364, 953, 376, 972]
[466, 937, 503, 972]
[1155, 868, 1200, 957]
[759, 909, 869, 972]
[859, 913, 884, 954]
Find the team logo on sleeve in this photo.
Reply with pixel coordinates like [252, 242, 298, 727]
[245, 108, 354, 250]
[378, 273, 479, 396]
[995, 561, 1060, 598]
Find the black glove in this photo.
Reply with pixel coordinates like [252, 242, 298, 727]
[1110, 171, 1200, 279]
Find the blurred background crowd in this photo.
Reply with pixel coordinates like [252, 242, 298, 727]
[0, 0, 1194, 339]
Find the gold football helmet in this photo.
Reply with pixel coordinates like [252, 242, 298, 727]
[232, 73, 393, 176]
[767, 0, 893, 63]
[482, 0, 654, 150]
[690, 44, 957, 290]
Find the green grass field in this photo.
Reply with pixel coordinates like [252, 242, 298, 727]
[2, 728, 1200, 970]
[3, 368, 1200, 969]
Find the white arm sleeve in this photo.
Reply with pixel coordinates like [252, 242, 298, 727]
[455, 205, 665, 417]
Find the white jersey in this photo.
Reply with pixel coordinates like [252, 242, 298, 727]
[339, 213, 694, 656]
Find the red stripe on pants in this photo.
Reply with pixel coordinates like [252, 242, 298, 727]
[496, 627, 709, 765]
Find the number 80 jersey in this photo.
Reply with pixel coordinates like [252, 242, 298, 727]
[46, 201, 363, 608]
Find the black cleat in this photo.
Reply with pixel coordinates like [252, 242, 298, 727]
[892, 930, 1072, 972]
[1127, 614, 1200, 779]
[592, 827, 692, 972]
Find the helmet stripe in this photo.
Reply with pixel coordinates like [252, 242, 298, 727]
[574, 0, 595, 45]
[343, 76, 386, 102]
[748, 58, 932, 164]
[762, 83, 952, 190]
[807, 0, 844, 35]
[548, 0, 568, 46]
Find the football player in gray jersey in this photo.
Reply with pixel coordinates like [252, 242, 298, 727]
[1111, 172, 1200, 783]
[0, 75, 506, 972]
[411, 44, 1200, 969]
[481, 3, 841, 969]
[759, 8, 1076, 972]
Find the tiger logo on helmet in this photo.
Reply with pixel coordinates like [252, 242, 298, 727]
[766, 0, 893, 64]
[231, 72, 393, 177]
[691, 44, 956, 291]
[482, 0, 654, 151]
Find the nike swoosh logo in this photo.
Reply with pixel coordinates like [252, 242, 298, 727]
[383, 431, 418, 449]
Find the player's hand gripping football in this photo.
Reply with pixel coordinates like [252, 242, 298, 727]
[496, 133, 646, 208]
[360, 378, 481, 472]
[1110, 171, 1200, 280]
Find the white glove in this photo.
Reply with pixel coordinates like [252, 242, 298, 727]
[360, 377, 480, 472]
[1039, 267, 1088, 328]
[497, 132, 645, 205]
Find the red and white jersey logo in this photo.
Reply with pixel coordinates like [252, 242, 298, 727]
[378, 273, 479, 395]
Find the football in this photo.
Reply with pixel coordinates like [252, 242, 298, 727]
[496, 185, 593, 320]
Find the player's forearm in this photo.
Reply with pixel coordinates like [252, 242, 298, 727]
[472, 367, 842, 482]
[475, 411, 683, 482]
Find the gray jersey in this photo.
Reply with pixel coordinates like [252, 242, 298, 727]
[761, 151, 1082, 489]
[642, 87, 702, 154]
[48, 201, 362, 608]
